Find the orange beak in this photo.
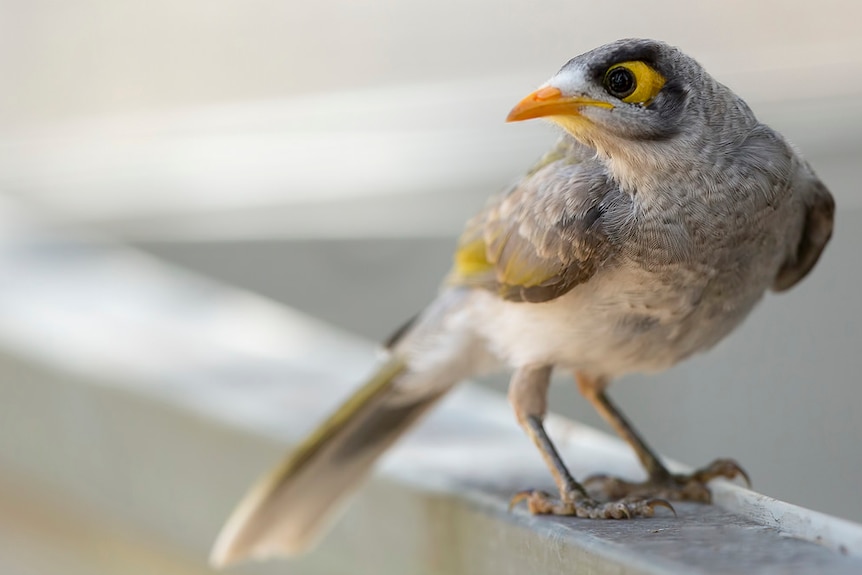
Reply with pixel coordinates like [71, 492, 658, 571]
[506, 86, 613, 122]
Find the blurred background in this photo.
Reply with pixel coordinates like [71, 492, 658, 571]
[1, 0, 861, 572]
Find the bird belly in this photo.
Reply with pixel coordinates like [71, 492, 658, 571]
[471, 264, 766, 378]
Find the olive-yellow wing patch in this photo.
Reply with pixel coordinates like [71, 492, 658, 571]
[448, 141, 619, 303]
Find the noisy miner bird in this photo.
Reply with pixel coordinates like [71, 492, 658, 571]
[211, 38, 834, 565]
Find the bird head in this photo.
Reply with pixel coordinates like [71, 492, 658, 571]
[507, 39, 737, 167]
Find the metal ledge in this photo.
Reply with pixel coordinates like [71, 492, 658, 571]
[1, 206, 861, 574]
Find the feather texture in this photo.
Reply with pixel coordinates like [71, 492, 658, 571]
[448, 139, 624, 303]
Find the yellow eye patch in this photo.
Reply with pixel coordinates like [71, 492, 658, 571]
[604, 61, 666, 105]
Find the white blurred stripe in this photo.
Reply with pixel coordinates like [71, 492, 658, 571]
[1, 66, 861, 241]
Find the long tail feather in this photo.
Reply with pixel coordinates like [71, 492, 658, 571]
[210, 356, 449, 565]
[211, 289, 477, 566]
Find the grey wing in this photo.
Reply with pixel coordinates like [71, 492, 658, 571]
[447, 138, 627, 303]
[772, 160, 835, 292]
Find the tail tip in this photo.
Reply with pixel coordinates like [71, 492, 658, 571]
[209, 523, 312, 569]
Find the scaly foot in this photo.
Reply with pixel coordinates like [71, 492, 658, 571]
[584, 458, 750, 503]
[509, 489, 674, 518]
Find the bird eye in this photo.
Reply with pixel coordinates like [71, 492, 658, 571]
[605, 67, 636, 99]
[603, 61, 666, 105]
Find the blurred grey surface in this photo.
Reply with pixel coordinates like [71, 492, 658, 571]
[4, 0, 862, 131]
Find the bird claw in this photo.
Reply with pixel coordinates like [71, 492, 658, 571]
[644, 497, 677, 517]
[508, 489, 543, 512]
[690, 458, 751, 489]
[509, 489, 675, 519]
[584, 458, 751, 503]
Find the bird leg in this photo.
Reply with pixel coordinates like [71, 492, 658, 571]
[576, 373, 749, 503]
[508, 366, 672, 518]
